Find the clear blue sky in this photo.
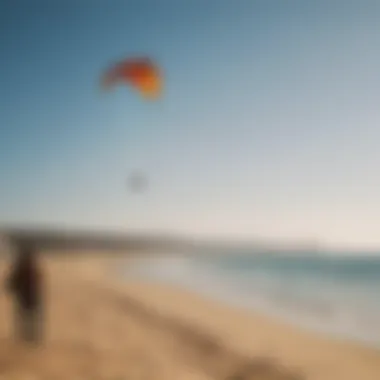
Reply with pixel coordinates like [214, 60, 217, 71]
[2, 1, 380, 248]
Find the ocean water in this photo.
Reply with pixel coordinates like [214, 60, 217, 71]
[121, 252, 380, 348]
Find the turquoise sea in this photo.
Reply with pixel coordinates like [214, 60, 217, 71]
[122, 252, 380, 348]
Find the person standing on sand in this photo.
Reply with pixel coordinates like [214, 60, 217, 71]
[6, 244, 44, 343]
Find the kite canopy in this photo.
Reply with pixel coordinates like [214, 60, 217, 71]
[102, 57, 162, 100]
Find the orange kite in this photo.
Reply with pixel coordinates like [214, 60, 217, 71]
[102, 57, 162, 100]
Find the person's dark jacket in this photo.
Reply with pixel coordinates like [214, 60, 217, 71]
[7, 250, 42, 310]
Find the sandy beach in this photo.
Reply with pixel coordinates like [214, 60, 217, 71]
[0, 252, 380, 380]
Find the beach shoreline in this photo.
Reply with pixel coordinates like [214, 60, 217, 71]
[105, 273, 380, 380]
[0, 252, 379, 379]
[116, 251, 380, 352]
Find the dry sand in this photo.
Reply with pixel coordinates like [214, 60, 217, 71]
[0, 252, 379, 380]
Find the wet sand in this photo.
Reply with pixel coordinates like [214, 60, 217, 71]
[0, 253, 379, 380]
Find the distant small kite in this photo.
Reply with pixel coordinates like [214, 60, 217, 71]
[127, 172, 148, 193]
[102, 57, 162, 100]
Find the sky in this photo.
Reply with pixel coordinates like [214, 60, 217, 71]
[2, 1, 380, 249]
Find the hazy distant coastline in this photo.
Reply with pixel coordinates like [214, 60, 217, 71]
[1, 225, 378, 256]
[0, 225, 192, 253]
[0, 225, 322, 255]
